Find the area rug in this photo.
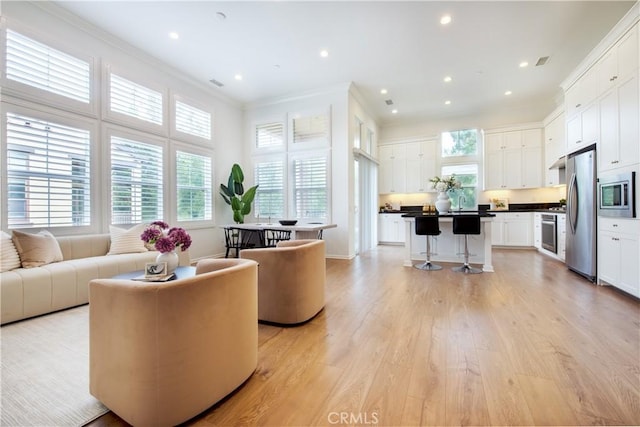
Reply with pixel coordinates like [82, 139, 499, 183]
[1, 305, 108, 426]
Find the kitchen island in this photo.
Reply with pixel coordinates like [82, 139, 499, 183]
[402, 212, 495, 272]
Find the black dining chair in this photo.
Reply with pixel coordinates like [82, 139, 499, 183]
[414, 215, 442, 271]
[224, 227, 259, 258]
[264, 229, 292, 247]
[452, 215, 482, 274]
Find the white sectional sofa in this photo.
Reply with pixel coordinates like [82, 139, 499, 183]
[1, 233, 173, 325]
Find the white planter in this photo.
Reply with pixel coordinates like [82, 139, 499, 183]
[435, 191, 451, 213]
[156, 250, 179, 274]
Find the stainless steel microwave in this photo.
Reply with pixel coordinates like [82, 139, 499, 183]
[598, 171, 636, 218]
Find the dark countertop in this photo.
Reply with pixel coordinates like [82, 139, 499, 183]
[401, 212, 496, 218]
[380, 202, 565, 214]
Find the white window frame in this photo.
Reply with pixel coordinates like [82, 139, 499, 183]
[289, 150, 331, 222]
[1, 100, 99, 234]
[439, 128, 483, 210]
[102, 64, 168, 136]
[1, 20, 98, 117]
[287, 107, 331, 151]
[253, 119, 286, 154]
[170, 93, 213, 145]
[171, 142, 215, 228]
[253, 153, 287, 220]
[103, 124, 168, 227]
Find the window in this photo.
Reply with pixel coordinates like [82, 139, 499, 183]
[256, 122, 284, 150]
[254, 158, 285, 218]
[442, 164, 478, 210]
[292, 155, 329, 221]
[110, 135, 163, 224]
[5, 112, 91, 228]
[176, 150, 212, 221]
[175, 101, 211, 140]
[442, 129, 478, 157]
[5, 30, 91, 104]
[290, 111, 330, 149]
[109, 73, 163, 125]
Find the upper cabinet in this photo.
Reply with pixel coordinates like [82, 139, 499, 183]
[597, 24, 638, 95]
[484, 128, 542, 190]
[544, 112, 566, 187]
[378, 139, 437, 194]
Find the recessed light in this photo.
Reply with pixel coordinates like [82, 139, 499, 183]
[320, 49, 329, 58]
[440, 15, 452, 25]
[505, 90, 512, 96]
[445, 100, 451, 105]
[168, 31, 179, 40]
[391, 109, 398, 114]
[443, 76, 452, 83]
[235, 74, 243, 81]
[380, 88, 388, 95]
[519, 61, 529, 68]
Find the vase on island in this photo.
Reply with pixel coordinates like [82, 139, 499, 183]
[156, 250, 179, 274]
[435, 191, 452, 213]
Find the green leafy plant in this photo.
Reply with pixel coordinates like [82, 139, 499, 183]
[219, 164, 258, 224]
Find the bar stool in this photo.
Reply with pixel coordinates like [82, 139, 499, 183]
[414, 215, 442, 271]
[452, 215, 482, 274]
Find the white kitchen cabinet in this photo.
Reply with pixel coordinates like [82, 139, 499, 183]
[566, 102, 599, 154]
[565, 66, 599, 118]
[378, 213, 406, 244]
[597, 24, 638, 96]
[485, 129, 542, 190]
[378, 145, 407, 193]
[491, 212, 533, 247]
[544, 112, 566, 187]
[598, 217, 640, 298]
[533, 212, 542, 249]
[599, 73, 640, 172]
[405, 140, 437, 193]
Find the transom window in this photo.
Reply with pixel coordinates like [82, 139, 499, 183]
[442, 129, 478, 157]
[109, 73, 163, 125]
[175, 101, 211, 140]
[256, 122, 284, 149]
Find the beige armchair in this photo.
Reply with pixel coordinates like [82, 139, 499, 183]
[241, 239, 326, 325]
[89, 258, 258, 427]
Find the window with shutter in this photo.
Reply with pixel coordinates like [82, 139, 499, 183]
[256, 122, 284, 149]
[254, 159, 285, 218]
[109, 73, 163, 125]
[291, 113, 329, 147]
[5, 112, 91, 229]
[175, 101, 211, 140]
[292, 155, 328, 221]
[110, 135, 163, 224]
[176, 150, 212, 221]
[5, 29, 91, 104]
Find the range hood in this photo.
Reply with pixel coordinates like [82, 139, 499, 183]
[549, 156, 566, 169]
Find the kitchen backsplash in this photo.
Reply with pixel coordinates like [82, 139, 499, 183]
[379, 186, 567, 208]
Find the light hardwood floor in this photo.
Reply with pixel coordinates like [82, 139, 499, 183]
[89, 246, 640, 426]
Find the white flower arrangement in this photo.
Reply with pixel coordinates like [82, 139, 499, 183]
[430, 175, 461, 192]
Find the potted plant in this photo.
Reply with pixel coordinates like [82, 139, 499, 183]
[219, 163, 258, 224]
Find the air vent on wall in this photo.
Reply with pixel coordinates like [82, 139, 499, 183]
[209, 78, 224, 87]
[385, 99, 394, 105]
[535, 56, 550, 66]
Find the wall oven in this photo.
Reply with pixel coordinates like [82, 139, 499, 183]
[541, 214, 557, 253]
[598, 171, 636, 218]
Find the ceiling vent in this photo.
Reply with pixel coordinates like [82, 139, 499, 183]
[209, 78, 224, 87]
[385, 99, 394, 105]
[535, 56, 550, 67]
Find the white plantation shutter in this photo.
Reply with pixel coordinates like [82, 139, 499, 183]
[292, 114, 329, 145]
[254, 159, 285, 218]
[175, 101, 211, 140]
[256, 122, 284, 149]
[176, 151, 212, 221]
[5, 30, 91, 103]
[110, 136, 163, 224]
[293, 155, 328, 220]
[110, 73, 163, 125]
[6, 112, 91, 228]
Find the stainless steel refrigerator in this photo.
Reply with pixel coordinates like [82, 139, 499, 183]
[565, 146, 597, 282]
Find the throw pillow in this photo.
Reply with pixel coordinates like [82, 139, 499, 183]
[107, 223, 149, 255]
[0, 231, 22, 272]
[12, 230, 64, 268]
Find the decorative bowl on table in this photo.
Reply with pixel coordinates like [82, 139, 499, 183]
[279, 220, 298, 226]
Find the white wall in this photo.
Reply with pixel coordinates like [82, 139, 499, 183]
[3, 1, 245, 260]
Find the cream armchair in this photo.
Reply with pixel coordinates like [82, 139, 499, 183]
[89, 258, 258, 427]
[241, 239, 326, 325]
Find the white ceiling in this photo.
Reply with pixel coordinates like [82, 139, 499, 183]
[54, 1, 636, 126]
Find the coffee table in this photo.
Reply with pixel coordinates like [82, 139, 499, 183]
[112, 266, 196, 281]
